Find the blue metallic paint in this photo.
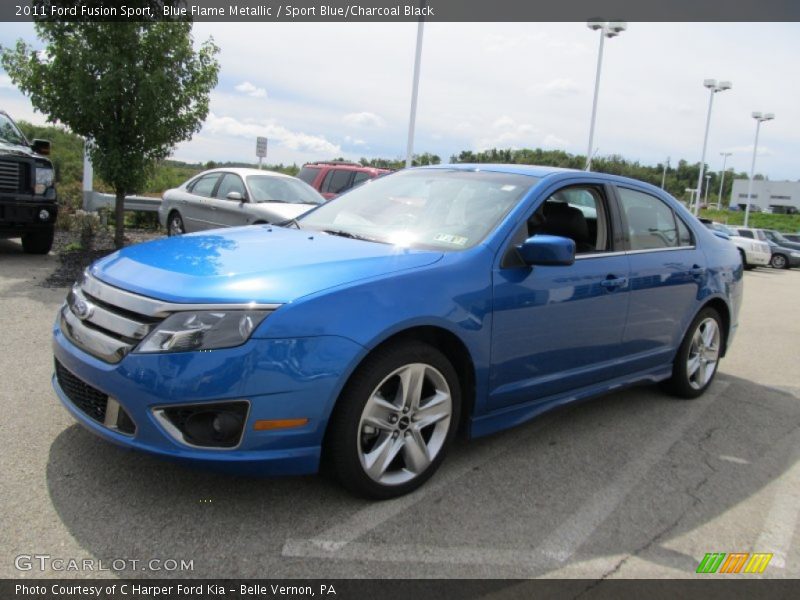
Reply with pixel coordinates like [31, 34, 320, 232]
[53, 164, 743, 476]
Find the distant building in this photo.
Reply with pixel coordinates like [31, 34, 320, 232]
[730, 179, 800, 214]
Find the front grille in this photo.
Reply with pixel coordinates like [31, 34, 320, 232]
[61, 275, 164, 364]
[55, 359, 108, 423]
[0, 160, 21, 192]
[55, 359, 136, 434]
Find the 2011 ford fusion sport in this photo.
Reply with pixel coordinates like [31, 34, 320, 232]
[52, 165, 742, 498]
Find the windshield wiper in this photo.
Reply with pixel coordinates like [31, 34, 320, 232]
[277, 218, 302, 229]
[322, 229, 387, 244]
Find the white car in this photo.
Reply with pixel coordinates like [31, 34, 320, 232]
[159, 168, 324, 235]
[703, 221, 770, 269]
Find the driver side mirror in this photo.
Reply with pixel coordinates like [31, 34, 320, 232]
[32, 139, 51, 155]
[516, 235, 576, 266]
[226, 191, 244, 202]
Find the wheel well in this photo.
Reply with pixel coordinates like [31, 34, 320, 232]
[342, 327, 476, 437]
[253, 220, 268, 225]
[702, 298, 731, 356]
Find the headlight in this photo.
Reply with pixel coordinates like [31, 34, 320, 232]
[137, 310, 270, 353]
[35, 166, 54, 194]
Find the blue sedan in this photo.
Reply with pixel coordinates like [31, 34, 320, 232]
[52, 165, 742, 498]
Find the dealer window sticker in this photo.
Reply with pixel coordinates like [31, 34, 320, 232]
[433, 233, 468, 246]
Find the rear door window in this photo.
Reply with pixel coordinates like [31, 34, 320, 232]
[297, 166, 321, 185]
[215, 174, 246, 200]
[617, 187, 687, 250]
[323, 169, 354, 194]
[188, 174, 221, 197]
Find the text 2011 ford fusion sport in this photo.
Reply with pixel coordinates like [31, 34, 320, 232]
[52, 165, 742, 499]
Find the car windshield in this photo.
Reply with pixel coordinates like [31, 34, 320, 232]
[246, 175, 323, 205]
[299, 169, 537, 250]
[0, 113, 27, 146]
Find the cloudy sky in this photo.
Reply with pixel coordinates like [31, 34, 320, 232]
[0, 21, 798, 180]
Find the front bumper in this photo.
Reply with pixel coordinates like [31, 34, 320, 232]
[53, 319, 364, 475]
[786, 254, 800, 268]
[0, 199, 58, 233]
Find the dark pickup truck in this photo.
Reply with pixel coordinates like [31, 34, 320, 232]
[0, 110, 57, 254]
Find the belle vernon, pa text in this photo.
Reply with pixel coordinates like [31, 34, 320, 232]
[16, 583, 338, 597]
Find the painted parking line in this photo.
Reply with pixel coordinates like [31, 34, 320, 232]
[283, 382, 729, 567]
[753, 429, 800, 569]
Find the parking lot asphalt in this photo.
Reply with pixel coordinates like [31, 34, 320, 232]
[1, 236, 799, 580]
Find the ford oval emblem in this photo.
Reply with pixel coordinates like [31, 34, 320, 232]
[73, 297, 94, 320]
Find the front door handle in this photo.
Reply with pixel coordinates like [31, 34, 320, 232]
[601, 276, 628, 290]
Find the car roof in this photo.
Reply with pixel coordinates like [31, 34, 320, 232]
[302, 162, 391, 173]
[196, 167, 294, 179]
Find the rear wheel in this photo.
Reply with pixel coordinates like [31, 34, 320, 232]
[21, 227, 54, 254]
[770, 253, 788, 269]
[664, 307, 723, 399]
[167, 211, 185, 236]
[326, 342, 461, 499]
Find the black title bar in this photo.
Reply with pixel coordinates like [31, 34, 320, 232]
[3, 0, 800, 22]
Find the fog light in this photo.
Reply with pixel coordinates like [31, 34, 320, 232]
[39, 209, 50, 221]
[154, 401, 249, 449]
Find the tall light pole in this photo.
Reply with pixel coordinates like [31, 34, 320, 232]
[405, 11, 425, 168]
[744, 112, 775, 227]
[717, 151, 732, 209]
[661, 156, 670, 189]
[693, 79, 732, 216]
[703, 174, 711, 208]
[585, 20, 626, 171]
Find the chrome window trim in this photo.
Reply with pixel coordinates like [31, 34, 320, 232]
[151, 399, 251, 452]
[82, 273, 281, 318]
[575, 246, 696, 260]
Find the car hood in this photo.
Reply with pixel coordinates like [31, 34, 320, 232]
[0, 140, 40, 158]
[250, 202, 319, 221]
[89, 226, 443, 304]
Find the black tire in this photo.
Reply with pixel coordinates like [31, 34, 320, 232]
[21, 227, 54, 254]
[326, 341, 461, 499]
[663, 307, 723, 399]
[167, 211, 185, 236]
[770, 253, 789, 270]
[739, 249, 754, 270]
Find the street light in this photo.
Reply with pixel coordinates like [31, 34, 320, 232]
[693, 79, 732, 216]
[405, 6, 426, 168]
[717, 151, 732, 209]
[703, 174, 711, 208]
[685, 188, 696, 209]
[661, 156, 670, 189]
[585, 19, 627, 171]
[743, 112, 775, 227]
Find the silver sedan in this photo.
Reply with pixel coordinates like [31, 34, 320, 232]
[159, 168, 324, 235]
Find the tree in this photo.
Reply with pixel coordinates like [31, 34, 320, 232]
[1, 4, 220, 247]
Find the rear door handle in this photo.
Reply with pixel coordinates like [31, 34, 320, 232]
[690, 265, 706, 277]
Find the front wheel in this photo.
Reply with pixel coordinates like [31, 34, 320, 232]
[21, 227, 54, 254]
[326, 342, 461, 499]
[663, 307, 723, 399]
[770, 253, 788, 269]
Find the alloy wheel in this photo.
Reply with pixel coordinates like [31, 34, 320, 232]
[686, 317, 720, 390]
[357, 363, 452, 486]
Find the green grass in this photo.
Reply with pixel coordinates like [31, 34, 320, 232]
[699, 209, 800, 233]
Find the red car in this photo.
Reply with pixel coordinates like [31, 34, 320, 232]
[297, 161, 391, 200]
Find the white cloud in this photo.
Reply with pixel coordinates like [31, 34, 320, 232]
[204, 113, 341, 155]
[234, 81, 267, 98]
[543, 134, 569, 148]
[476, 116, 538, 150]
[725, 145, 772, 157]
[0, 74, 15, 90]
[541, 78, 580, 96]
[343, 111, 385, 128]
[344, 135, 367, 147]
